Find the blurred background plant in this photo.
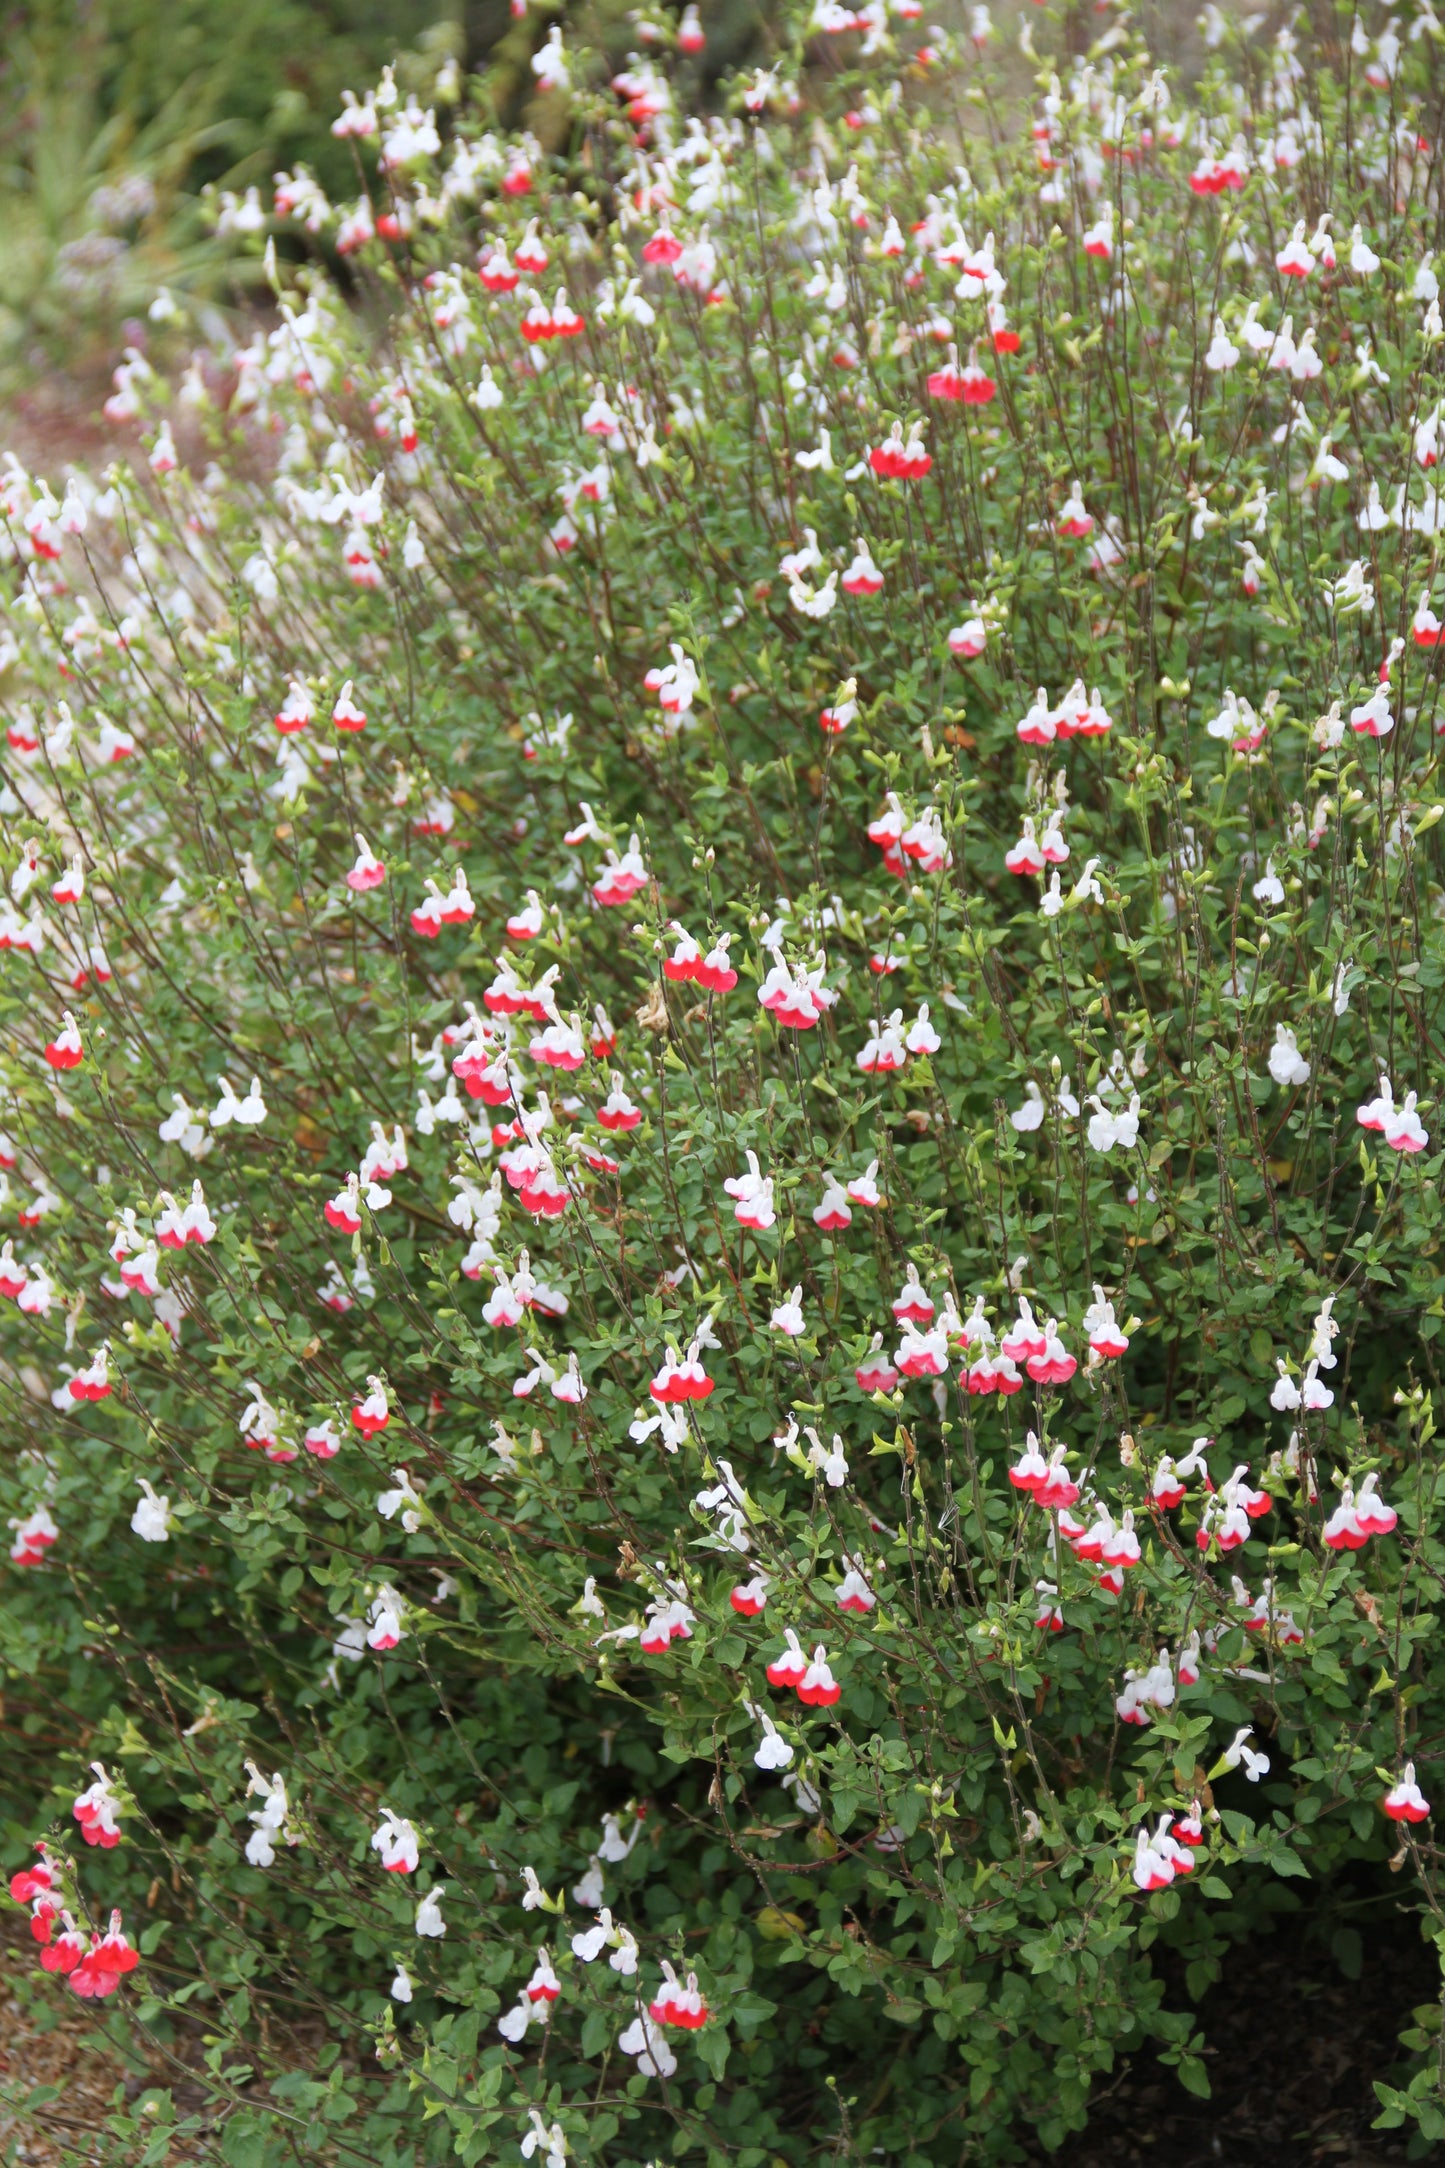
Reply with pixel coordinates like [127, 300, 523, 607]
[0, 0, 448, 391]
[0, 0, 774, 395]
[0, 10, 235, 386]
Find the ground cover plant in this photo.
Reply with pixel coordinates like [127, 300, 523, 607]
[2, 2, 1445, 2162]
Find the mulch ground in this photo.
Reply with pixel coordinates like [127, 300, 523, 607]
[0, 373, 122, 477]
[0, 1908, 227, 2166]
[0, 1910, 133, 2165]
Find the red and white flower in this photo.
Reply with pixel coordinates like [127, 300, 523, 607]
[1275, 220, 1313, 277]
[639, 1582, 695, 1652]
[649, 1960, 708, 2029]
[372, 1809, 420, 1874]
[1150, 1437, 1208, 1509]
[67, 1343, 112, 1402]
[868, 420, 931, 479]
[846, 1160, 882, 1208]
[730, 1573, 769, 1617]
[597, 1076, 642, 1131]
[274, 679, 312, 734]
[841, 538, 884, 596]
[1056, 480, 1093, 537]
[69, 1911, 140, 2000]
[592, 835, 648, 908]
[1082, 1288, 1129, 1359]
[650, 1338, 714, 1403]
[1384, 1763, 1430, 1824]
[73, 1763, 122, 1849]
[346, 836, 385, 891]
[798, 1644, 841, 1707]
[332, 680, 367, 731]
[835, 1556, 876, 1614]
[815, 1175, 853, 1231]
[645, 644, 700, 717]
[1325, 1473, 1397, 1549]
[846, 1328, 895, 1394]
[1035, 1445, 1081, 1511]
[8, 1504, 58, 1565]
[895, 1317, 948, 1378]
[353, 1376, 391, 1437]
[44, 1012, 84, 1071]
[724, 1150, 775, 1230]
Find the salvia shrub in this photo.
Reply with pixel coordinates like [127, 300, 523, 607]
[3, 5, 1445, 2163]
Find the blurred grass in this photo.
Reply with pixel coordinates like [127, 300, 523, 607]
[0, 0, 459, 386]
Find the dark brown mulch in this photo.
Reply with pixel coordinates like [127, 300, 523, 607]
[1023, 1903, 1441, 2166]
[1, 372, 123, 475]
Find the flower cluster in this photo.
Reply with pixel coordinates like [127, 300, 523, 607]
[2, 4, 1445, 2161]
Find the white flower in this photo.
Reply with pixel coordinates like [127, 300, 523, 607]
[1220, 1727, 1270, 1782]
[131, 1478, 172, 1543]
[1071, 858, 1104, 907]
[415, 1885, 446, 1937]
[1011, 1082, 1045, 1132]
[1252, 858, 1285, 907]
[1307, 1295, 1339, 1369]
[242, 1760, 290, 1866]
[531, 26, 570, 90]
[745, 1699, 794, 1770]
[498, 1995, 535, 2041]
[610, 1925, 639, 1975]
[570, 1859, 605, 1910]
[1086, 1098, 1116, 1152]
[1267, 1025, 1309, 1088]
[770, 1285, 806, 1337]
[800, 1426, 848, 1488]
[571, 1910, 612, 1963]
[1301, 1358, 1334, 1411]
[211, 1075, 268, 1128]
[1269, 1361, 1302, 1413]
[618, 2012, 677, 2078]
[1327, 560, 1374, 616]
[787, 570, 838, 619]
[377, 1468, 425, 1532]
[521, 2108, 568, 2168]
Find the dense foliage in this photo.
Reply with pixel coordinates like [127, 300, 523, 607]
[3, 4, 1445, 2162]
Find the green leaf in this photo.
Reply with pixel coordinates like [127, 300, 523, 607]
[1331, 1927, 1363, 1981]
[1176, 2057, 1212, 2100]
[695, 2028, 732, 2081]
